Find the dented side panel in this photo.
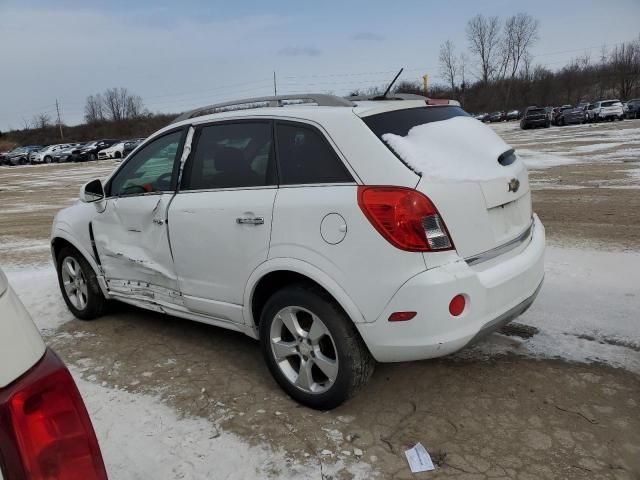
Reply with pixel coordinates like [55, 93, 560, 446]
[92, 193, 182, 304]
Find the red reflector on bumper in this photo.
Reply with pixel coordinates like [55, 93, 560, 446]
[388, 311, 417, 322]
[449, 295, 466, 316]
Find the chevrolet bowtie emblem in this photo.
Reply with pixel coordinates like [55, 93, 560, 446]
[508, 178, 520, 193]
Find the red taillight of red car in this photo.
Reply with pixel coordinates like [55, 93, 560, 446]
[357, 186, 454, 252]
[0, 349, 107, 480]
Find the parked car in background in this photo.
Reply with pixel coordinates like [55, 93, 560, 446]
[624, 99, 640, 119]
[0, 268, 108, 480]
[520, 106, 550, 129]
[31, 143, 70, 164]
[122, 138, 145, 158]
[488, 111, 505, 122]
[555, 105, 586, 126]
[4, 146, 43, 166]
[97, 141, 126, 160]
[76, 139, 120, 161]
[591, 100, 625, 122]
[0, 149, 11, 164]
[52, 93, 545, 409]
[54, 143, 84, 162]
[506, 110, 520, 121]
[551, 105, 572, 126]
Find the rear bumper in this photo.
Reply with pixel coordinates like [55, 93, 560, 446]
[356, 215, 545, 362]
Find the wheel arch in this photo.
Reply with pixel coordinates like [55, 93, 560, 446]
[244, 259, 366, 329]
[51, 230, 109, 296]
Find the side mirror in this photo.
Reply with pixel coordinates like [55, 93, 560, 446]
[80, 179, 105, 203]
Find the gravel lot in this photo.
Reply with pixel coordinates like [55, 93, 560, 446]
[1, 119, 639, 479]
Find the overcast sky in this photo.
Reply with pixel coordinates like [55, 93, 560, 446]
[1, 0, 639, 130]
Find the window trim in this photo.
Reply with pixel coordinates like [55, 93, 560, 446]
[273, 119, 355, 186]
[105, 127, 187, 199]
[179, 119, 277, 192]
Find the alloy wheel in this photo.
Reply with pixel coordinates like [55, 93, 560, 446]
[269, 306, 339, 394]
[61, 257, 88, 310]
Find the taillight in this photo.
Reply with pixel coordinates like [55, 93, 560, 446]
[357, 186, 454, 252]
[0, 349, 107, 480]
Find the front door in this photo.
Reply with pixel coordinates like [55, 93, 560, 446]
[92, 129, 186, 304]
[169, 120, 277, 322]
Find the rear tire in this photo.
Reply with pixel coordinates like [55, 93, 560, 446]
[56, 246, 107, 320]
[89, 153, 97, 161]
[259, 285, 374, 410]
[44, 156, 52, 164]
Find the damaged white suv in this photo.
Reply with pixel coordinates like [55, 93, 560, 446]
[51, 94, 545, 409]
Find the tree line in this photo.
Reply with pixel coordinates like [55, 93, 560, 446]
[430, 14, 640, 113]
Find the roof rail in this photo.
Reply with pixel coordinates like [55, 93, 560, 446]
[345, 93, 428, 101]
[172, 93, 355, 123]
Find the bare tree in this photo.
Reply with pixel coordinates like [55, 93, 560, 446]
[32, 113, 51, 130]
[97, 87, 147, 121]
[439, 40, 459, 94]
[103, 87, 128, 122]
[503, 13, 539, 79]
[466, 14, 502, 82]
[84, 94, 104, 124]
[610, 39, 640, 99]
[125, 93, 145, 118]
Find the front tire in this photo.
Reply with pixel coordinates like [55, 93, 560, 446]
[56, 246, 106, 320]
[259, 285, 374, 410]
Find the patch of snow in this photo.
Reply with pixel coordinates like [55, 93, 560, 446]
[70, 372, 377, 479]
[516, 149, 577, 169]
[469, 246, 640, 373]
[382, 116, 518, 181]
[4, 265, 72, 333]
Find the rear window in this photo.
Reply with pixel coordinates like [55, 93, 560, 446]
[527, 108, 545, 115]
[363, 106, 469, 138]
[601, 101, 619, 107]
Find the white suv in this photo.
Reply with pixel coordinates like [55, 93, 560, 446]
[51, 94, 545, 409]
[591, 99, 625, 121]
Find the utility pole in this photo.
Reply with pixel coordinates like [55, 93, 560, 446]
[55, 99, 64, 140]
[422, 74, 429, 96]
[273, 71, 277, 96]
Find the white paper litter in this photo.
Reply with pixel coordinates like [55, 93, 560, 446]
[404, 442, 435, 473]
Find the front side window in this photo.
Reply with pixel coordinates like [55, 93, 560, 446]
[108, 130, 183, 197]
[275, 123, 353, 185]
[182, 122, 274, 190]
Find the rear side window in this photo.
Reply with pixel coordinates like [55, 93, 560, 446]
[183, 122, 275, 190]
[275, 122, 353, 185]
[364, 106, 469, 138]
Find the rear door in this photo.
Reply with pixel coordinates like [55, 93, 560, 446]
[92, 129, 185, 302]
[169, 120, 277, 322]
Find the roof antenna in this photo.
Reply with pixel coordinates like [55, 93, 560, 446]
[379, 67, 404, 99]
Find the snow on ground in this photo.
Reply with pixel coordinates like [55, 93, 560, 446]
[491, 121, 640, 176]
[4, 244, 639, 476]
[72, 372, 373, 480]
[4, 265, 73, 332]
[468, 246, 640, 373]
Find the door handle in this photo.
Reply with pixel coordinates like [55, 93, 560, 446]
[236, 216, 265, 225]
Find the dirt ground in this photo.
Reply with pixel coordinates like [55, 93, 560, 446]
[1, 119, 640, 479]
